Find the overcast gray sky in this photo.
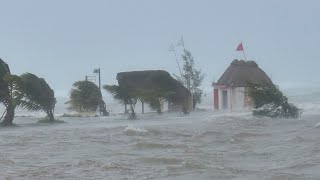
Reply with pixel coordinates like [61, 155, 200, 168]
[1, 0, 319, 96]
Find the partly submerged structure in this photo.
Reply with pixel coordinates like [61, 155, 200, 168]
[117, 70, 193, 113]
[212, 59, 273, 111]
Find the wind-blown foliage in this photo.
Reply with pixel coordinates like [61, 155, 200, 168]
[135, 88, 175, 114]
[104, 84, 176, 117]
[19, 73, 56, 121]
[67, 81, 103, 113]
[103, 85, 132, 106]
[0, 60, 57, 125]
[174, 49, 205, 109]
[104, 85, 137, 119]
[248, 83, 302, 118]
[0, 59, 15, 126]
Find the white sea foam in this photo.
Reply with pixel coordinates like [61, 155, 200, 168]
[123, 125, 148, 134]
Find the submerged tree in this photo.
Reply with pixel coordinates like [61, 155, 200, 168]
[248, 83, 302, 118]
[67, 81, 104, 113]
[174, 49, 205, 109]
[19, 73, 56, 121]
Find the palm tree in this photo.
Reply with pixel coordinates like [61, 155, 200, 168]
[19, 73, 56, 121]
[0, 60, 57, 125]
[0, 59, 15, 126]
[66, 81, 103, 113]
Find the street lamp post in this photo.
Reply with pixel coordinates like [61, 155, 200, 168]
[93, 68, 102, 115]
[93, 68, 101, 91]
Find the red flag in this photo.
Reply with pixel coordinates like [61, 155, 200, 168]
[236, 42, 243, 51]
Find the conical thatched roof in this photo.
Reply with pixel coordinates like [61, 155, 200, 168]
[216, 59, 273, 87]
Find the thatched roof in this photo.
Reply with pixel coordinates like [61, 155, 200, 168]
[216, 59, 273, 87]
[116, 70, 191, 100]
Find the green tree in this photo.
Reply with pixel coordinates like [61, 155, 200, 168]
[135, 89, 175, 114]
[0, 59, 16, 126]
[0, 60, 57, 125]
[175, 49, 205, 110]
[248, 83, 302, 118]
[19, 73, 56, 121]
[104, 85, 137, 119]
[67, 81, 104, 113]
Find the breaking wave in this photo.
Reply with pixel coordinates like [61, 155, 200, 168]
[123, 125, 148, 135]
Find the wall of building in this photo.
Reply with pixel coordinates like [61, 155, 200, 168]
[215, 87, 247, 111]
[218, 88, 223, 110]
[230, 87, 246, 110]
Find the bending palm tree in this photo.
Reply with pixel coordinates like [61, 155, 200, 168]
[67, 81, 104, 114]
[0, 59, 15, 126]
[19, 73, 56, 121]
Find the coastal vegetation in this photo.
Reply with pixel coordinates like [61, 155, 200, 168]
[0, 60, 16, 126]
[104, 70, 190, 119]
[66, 81, 106, 114]
[248, 83, 302, 118]
[174, 49, 205, 109]
[19, 73, 56, 122]
[0, 59, 57, 126]
[135, 89, 167, 114]
[0, 56, 302, 126]
[104, 85, 175, 119]
[104, 85, 138, 119]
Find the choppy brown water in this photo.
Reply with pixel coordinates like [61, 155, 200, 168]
[1, 110, 320, 180]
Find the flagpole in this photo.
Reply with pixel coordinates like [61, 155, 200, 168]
[169, 44, 183, 78]
[182, 36, 186, 51]
[243, 49, 247, 61]
[241, 41, 247, 60]
[173, 48, 183, 77]
[237, 41, 247, 61]
[180, 36, 190, 90]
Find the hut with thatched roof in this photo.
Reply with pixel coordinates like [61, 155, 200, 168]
[117, 70, 193, 113]
[212, 59, 273, 110]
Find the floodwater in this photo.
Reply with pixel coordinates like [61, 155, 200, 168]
[1, 88, 320, 179]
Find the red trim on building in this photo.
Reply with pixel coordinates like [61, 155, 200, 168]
[214, 89, 219, 110]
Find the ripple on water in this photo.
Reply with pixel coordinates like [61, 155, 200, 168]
[0, 157, 15, 165]
[76, 159, 132, 171]
[140, 157, 183, 165]
[134, 141, 188, 149]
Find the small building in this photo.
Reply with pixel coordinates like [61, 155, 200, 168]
[117, 70, 193, 113]
[212, 59, 273, 111]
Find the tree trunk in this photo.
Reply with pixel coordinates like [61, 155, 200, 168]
[128, 104, 136, 120]
[1, 103, 15, 126]
[47, 110, 55, 121]
[124, 103, 128, 114]
[193, 98, 197, 110]
[141, 101, 144, 114]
